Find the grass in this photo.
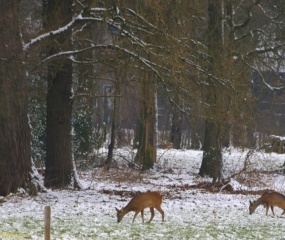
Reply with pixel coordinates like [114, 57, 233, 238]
[1, 215, 284, 239]
[1, 192, 285, 240]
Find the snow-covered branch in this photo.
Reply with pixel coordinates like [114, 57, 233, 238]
[23, 11, 104, 51]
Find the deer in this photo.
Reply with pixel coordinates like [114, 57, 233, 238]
[249, 191, 285, 216]
[115, 191, 165, 223]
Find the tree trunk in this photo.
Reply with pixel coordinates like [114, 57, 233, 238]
[104, 81, 120, 171]
[0, 0, 32, 196]
[199, 0, 223, 183]
[199, 120, 222, 182]
[45, 61, 73, 187]
[134, 72, 157, 170]
[44, 0, 74, 188]
[170, 108, 182, 149]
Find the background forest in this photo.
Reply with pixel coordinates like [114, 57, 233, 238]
[1, 0, 285, 196]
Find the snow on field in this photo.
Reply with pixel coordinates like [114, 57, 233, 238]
[0, 148, 285, 240]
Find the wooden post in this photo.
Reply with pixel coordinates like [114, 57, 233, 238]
[44, 206, 51, 240]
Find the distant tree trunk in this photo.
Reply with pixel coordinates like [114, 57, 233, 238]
[199, 0, 223, 183]
[170, 108, 182, 149]
[135, 72, 157, 170]
[43, 0, 74, 188]
[104, 81, 120, 171]
[0, 0, 32, 196]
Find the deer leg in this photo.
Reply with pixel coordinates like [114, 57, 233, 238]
[270, 206, 275, 216]
[155, 206, 165, 222]
[141, 209, 144, 223]
[132, 211, 140, 223]
[148, 207, 155, 223]
[265, 204, 269, 216]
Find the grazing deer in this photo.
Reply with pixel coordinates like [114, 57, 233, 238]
[249, 191, 285, 216]
[115, 191, 165, 223]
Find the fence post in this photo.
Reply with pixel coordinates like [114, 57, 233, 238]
[44, 206, 51, 240]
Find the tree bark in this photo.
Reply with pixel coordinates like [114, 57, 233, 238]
[170, 107, 182, 149]
[199, 0, 223, 183]
[135, 72, 157, 170]
[0, 0, 32, 196]
[104, 81, 120, 171]
[43, 0, 74, 188]
[199, 119, 222, 182]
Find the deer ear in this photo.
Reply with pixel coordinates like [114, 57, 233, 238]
[249, 201, 252, 205]
[115, 207, 119, 212]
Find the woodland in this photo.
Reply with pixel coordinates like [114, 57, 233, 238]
[0, 0, 285, 196]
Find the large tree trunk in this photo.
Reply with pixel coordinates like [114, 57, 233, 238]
[199, 118, 222, 182]
[199, 0, 224, 183]
[0, 0, 32, 196]
[135, 72, 157, 170]
[44, 0, 74, 188]
[45, 61, 73, 187]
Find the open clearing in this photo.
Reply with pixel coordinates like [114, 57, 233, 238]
[0, 148, 285, 239]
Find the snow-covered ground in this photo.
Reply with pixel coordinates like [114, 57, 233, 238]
[0, 148, 285, 240]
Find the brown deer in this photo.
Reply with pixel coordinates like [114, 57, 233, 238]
[115, 191, 165, 223]
[249, 191, 285, 216]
